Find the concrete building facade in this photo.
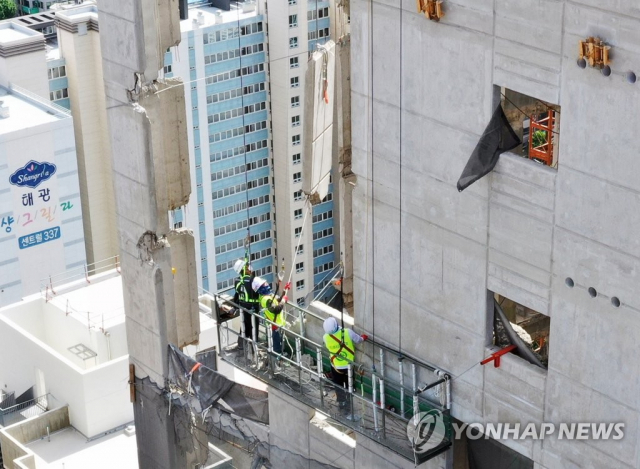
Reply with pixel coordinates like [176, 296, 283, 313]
[350, 0, 640, 467]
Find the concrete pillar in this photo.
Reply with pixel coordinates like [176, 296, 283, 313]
[98, 1, 199, 468]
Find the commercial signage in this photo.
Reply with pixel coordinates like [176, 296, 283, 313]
[9, 160, 57, 189]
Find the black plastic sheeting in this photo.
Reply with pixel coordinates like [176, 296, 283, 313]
[468, 435, 534, 469]
[493, 300, 545, 369]
[168, 344, 269, 424]
[457, 105, 521, 192]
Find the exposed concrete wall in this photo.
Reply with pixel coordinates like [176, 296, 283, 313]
[98, 0, 198, 467]
[0, 406, 70, 469]
[350, 0, 640, 467]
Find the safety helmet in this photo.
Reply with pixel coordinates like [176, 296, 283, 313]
[323, 317, 339, 334]
[233, 259, 246, 274]
[252, 276, 268, 292]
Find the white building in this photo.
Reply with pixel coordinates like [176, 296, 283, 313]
[0, 79, 86, 308]
[1, 4, 120, 269]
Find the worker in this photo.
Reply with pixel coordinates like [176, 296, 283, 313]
[322, 317, 368, 415]
[255, 278, 287, 355]
[233, 259, 260, 351]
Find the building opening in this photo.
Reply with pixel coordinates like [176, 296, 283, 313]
[500, 87, 560, 169]
[491, 293, 550, 368]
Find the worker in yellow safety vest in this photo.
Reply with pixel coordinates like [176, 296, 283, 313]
[322, 317, 368, 410]
[254, 276, 287, 354]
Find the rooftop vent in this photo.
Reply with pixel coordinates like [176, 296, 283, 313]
[214, 10, 223, 24]
[197, 11, 205, 25]
[0, 101, 9, 119]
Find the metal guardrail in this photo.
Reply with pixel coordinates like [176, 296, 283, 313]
[208, 292, 453, 464]
[9, 83, 71, 116]
[0, 394, 50, 427]
[41, 256, 121, 300]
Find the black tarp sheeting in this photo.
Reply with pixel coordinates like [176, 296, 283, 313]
[468, 434, 534, 469]
[457, 105, 521, 192]
[493, 300, 545, 369]
[168, 344, 269, 424]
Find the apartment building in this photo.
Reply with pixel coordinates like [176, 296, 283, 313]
[0, 23, 86, 307]
[267, 0, 338, 307]
[169, 2, 275, 294]
[1, 4, 119, 267]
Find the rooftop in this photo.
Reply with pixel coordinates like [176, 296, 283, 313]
[0, 21, 41, 43]
[27, 427, 139, 469]
[0, 86, 70, 136]
[182, 2, 259, 32]
[54, 3, 98, 23]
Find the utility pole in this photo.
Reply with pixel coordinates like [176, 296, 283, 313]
[98, 1, 201, 467]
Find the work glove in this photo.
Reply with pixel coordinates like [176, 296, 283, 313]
[361, 334, 369, 341]
[282, 295, 288, 302]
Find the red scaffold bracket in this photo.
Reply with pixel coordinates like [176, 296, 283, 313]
[480, 344, 517, 368]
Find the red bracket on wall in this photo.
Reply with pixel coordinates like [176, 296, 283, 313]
[480, 345, 517, 368]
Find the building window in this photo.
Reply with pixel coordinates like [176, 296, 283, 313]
[289, 0, 297, 4]
[49, 88, 69, 101]
[312, 210, 333, 223]
[289, 14, 298, 27]
[291, 96, 300, 107]
[293, 172, 302, 183]
[491, 292, 549, 369]
[292, 115, 301, 127]
[292, 135, 301, 146]
[163, 65, 172, 74]
[290, 57, 299, 68]
[290, 76, 299, 87]
[313, 244, 334, 258]
[294, 209, 303, 219]
[296, 262, 304, 273]
[289, 37, 298, 49]
[297, 297, 306, 307]
[295, 227, 302, 237]
[296, 279, 305, 291]
[296, 244, 304, 254]
[47, 65, 66, 79]
[500, 87, 560, 168]
[294, 190, 303, 201]
[292, 153, 301, 165]
[173, 221, 183, 229]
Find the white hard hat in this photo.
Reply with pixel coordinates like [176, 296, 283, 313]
[252, 276, 267, 292]
[233, 259, 246, 274]
[323, 317, 339, 334]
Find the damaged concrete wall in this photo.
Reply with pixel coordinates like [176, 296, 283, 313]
[98, 0, 199, 467]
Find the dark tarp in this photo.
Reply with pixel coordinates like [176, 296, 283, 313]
[493, 300, 545, 369]
[457, 105, 521, 192]
[467, 434, 534, 469]
[168, 344, 269, 424]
